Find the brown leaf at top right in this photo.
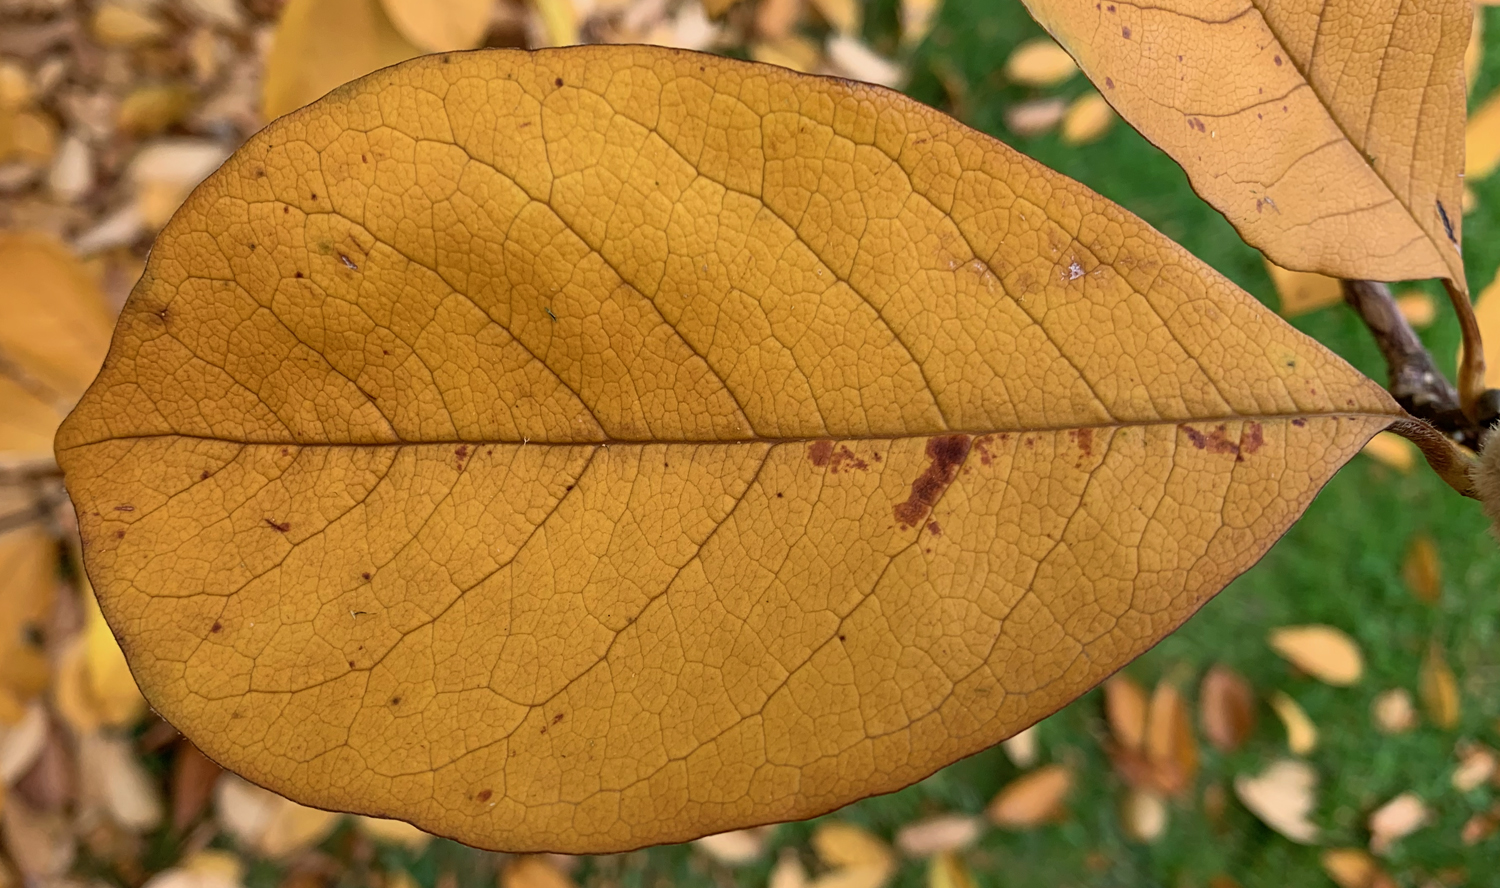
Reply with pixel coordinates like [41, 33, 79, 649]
[1019, 0, 1468, 288]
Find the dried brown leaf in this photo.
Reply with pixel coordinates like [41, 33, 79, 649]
[1104, 674, 1148, 753]
[1402, 534, 1442, 604]
[1200, 665, 1255, 753]
[171, 738, 222, 833]
[1145, 681, 1198, 796]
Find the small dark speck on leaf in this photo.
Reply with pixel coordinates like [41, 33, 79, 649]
[22, 623, 44, 648]
[1292, 418, 1306, 427]
[477, 789, 492, 802]
[566, 484, 575, 492]
[1122, 26, 1131, 38]
[1105, 77, 1115, 89]
[114, 529, 125, 539]
[310, 192, 317, 200]
[927, 521, 942, 536]
[839, 635, 847, 642]
[776, 492, 784, 498]
[361, 572, 371, 581]
[200, 470, 210, 480]
[265, 518, 291, 533]
[1274, 54, 1282, 65]
[295, 271, 303, 278]
[1438, 200, 1457, 244]
[362, 154, 368, 163]
[283, 206, 290, 214]
[555, 77, 563, 86]
[115, 504, 135, 512]
[553, 713, 564, 724]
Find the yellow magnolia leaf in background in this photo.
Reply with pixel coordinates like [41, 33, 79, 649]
[1474, 265, 1500, 389]
[1233, 759, 1319, 844]
[1004, 37, 1077, 87]
[59, 45, 1409, 852]
[1021, 0, 1469, 287]
[1268, 624, 1364, 686]
[1360, 432, 1416, 473]
[260, 0, 423, 122]
[1263, 259, 1342, 318]
[1401, 533, 1442, 604]
[0, 232, 113, 464]
[1467, 88, 1500, 182]
[986, 764, 1072, 828]
[501, 856, 577, 888]
[1419, 641, 1461, 729]
[381, 0, 494, 52]
[1268, 690, 1317, 755]
[1199, 664, 1255, 753]
[0, 509, 55, 705]
[54, 563, 146, 733]
[1061, 92, 1112, 145]
[925, 851, 976, 888]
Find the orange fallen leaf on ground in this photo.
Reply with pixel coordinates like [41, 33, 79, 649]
[58, 45, 1414, 852]
[381, 0, 494, 52]
[987, 764, 1072, 828]
[1360, 432, 1416, 473]
[1369, 793, 1429, 854]
[811, 822, 895, 888]
[1452, 741, 1497, 791]
[1061, 92, 1113, 145]
[1268, 625, 1364, 686]
[694, 827, 770, 866]
[894, 814, 982, 857]
[260, 0, 423, 121]
[1103, 674, 1149, 754]
[1021, 0, 1469, 287]
[1145, 682, 1198, 797]
[1321, 848, 1396, 888]
[1371, 688, 1418, 734]
[1264, 259, 1343, 318]
[1199, 665, 1255, 753]
[501, 855, 576, 888]
[925, 850, 976, 888]
[1004, 37, 1077, 87]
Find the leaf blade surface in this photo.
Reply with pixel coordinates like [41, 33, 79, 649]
[58, 45, 1400, 852]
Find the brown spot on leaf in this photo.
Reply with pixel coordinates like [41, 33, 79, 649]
[1122, 26, 1131, 38]
[1241, 422, 1264, 454]
[553, 713, 564, 724]
[927, 521, 942, 536]
[265, 518, 291, 533]
[808, 440, 834, 466]
[477, 789, 492, 802]
[1069, 428, 1094, 458]
[1291, 418, 1306, 427]
[894, 435, 971, 529]
[115, 504, 135, 512]
[1274, 54, 1282, 65]
[211, 622, 222, 633]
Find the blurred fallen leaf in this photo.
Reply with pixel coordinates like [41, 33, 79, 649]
[1478, 265, 1500, 391]
[1360, 432, 1416, 472]
[1200, 665, 1256, 753]
[1104, 674, 1148, 753]
[1005, 97, 1066, 137]
[701, 0, 744, 17]
[1468, 88, 1500, 182]
[755, 0, 802, 40]
[1402, 534, 1442, 604]
[769, 847, 810, 888]
[1269, 690, 1318, 755]
[0, 525, 56, 705]
[1369, 793, 1428, 855]
[1, 796, 75, 881]
[925, 851, 975, 888]
[528, 0, 579, 46]
[381, 0, 494, 51]
[79, 731, 163, 832]
[128, 138, 231, 230]
[811, 822, 895, 888]
[1420, 641, 1461, 730]
[750, 36, 822, 73]
[1145, 681, 1198, 797]
[92, 1, 169, 46]
[1268, 624, 1364, 686]
[117, 83, 195, 137]
[47, 134, 92, 203]
[900, 0, 939, 46]
[355, 815, 432, 851]
[140, 848, 244, 888]
[809, 0, 857, 34]
[1202, 782, 1228, 829]
[1462, 804, 1500, 845]
[1119, 789, 1167, 843]
[501, 856, 576, 888]
[694, 827, 768, 866]
[55, 563, 146, 732]
[1264, 258, 1343, 317]
[894, 814, 982, 857]
[0, 701, 46, 783]
[1233, 759, 1319, 844]
[1001, 724, 1038, 768]
[1395, 290, 1436, 328]
[171, 738, 221, 833]
[1061, 92, 1113, 145]
[825, 34, 903, 88]
[1321, 848, 1396, 888]
[986, 764, 1072, 829]
[214, 774, 339, 859]
[1372, 688, 1418, 734]
[1452, 742, 1497, 792]
[1469, 11, 1485, 92]
[261, 0, 424, 122]
[1004, 37, 1077, 86]
[12, 710, 72, 812]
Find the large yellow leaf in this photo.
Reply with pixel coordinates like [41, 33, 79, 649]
[261, 0, 423, 123]
[58, 45, 1403, 853]
[1019, 0, 1469, 288]
[0, 232, 114, 464]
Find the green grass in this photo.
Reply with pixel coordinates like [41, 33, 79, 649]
[315, 4, 1500, 886]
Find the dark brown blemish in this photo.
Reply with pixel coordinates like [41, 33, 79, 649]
[283, 206, 290, 214]
[775, 491, 784, 498]
[1291, 418, 1306, 427]
[1180, 423, 1259, 460]
[22, 623, 44, 648]
[200, 470, 210, 481]
[391, 696, 401, 705]
[114, 529, 125, 540]
[1438, 200, 1457, 244]
[310, 192, 317, 200]
[1105, 76, 1115, 89]
[808, 440, 869, 474]
[254, 168, 265, 178]
[362, 154, 368, 163]
[294, 271, 304, 279]
[115, 504, 135, 512]
[1106, 3, 1115, 9]
[554, 77, 564, 87]
[455, 444, 468, 464]
[1122, 25, 1131, 38]
[552, 713, 564, 724]
[280, 447, 290, 456]
[926, 521, 942, 536]
[348, 660, 356, 668]
[973, 434, 995, 466]
[211, 622, 222, 633]
[1069, 428, 1094, 458]
[1274, 54, 1283, 65]
[1241, 422, 1264, 454]
[808, 440, 834, 466]
[361, 571, 372, 581]
[477, 789, 493, 802]
[893, 435, 971, 529]
[265, 518, 291, 533]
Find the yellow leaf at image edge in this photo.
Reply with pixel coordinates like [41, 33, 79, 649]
[1473, 266, 1500, 390]
[55, 569, 145, 733]
[0, 523, 56, 703]
[1361, 432, 1415, 472]
[1468, 88, 1500, 182]
[502, 856, 577, 888]
[926, 851, 976, 888]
